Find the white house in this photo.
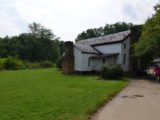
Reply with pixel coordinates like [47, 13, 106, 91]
[62, 30, 141, 74]
[74, 30, 131, 72]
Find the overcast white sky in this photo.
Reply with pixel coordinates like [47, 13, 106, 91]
[0, 0, 159, 41]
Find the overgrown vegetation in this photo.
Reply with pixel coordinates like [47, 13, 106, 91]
[0, 22, 64, 64]
[3, 56, 23, 70]
[56, 56, 63, 69]
[100, 65, 124, 79]
[0, 68, 128, 120]
[0, 61, 3, 70]
[134, 2, 160, 69]
[0, 57, 54, 70]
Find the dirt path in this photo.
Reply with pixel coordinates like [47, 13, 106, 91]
[92, 80, 160, 120]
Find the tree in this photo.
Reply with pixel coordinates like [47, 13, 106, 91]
[0, 36, 21, 57]
[134, 2, 160, 59]
[19, 22, 60, 62]
[0, 22, 64, 63]
[0, 38, 7, 58]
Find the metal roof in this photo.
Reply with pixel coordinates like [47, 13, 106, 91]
[76, 30, 131, 46]
[74, 30, 131, 54]
[74, 44, 99, 54]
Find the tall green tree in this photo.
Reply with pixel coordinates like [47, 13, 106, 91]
[19, 22, 60, 62]
[0, 36, 21, 57]
[134, 2, 160, 59]
[0, 38, 7, 57]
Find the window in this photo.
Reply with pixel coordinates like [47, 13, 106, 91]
[123, 54, 126, 65]
[124, 43, 126, 49]
[102, 58, 106, 63]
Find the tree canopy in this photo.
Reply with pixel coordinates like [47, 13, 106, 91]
[134, 2, 160, 59]
[75, 22, 133, 41]
[0, 23, 64, 63]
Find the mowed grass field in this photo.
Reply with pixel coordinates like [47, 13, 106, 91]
[0, 68, 128, 120]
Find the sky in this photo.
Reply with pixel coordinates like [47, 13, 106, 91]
[0, 0, 159, 41]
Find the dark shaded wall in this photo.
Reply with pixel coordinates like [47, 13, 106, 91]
[129, 25, 143, 74]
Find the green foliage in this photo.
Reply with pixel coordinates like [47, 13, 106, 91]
[39, 61, 54, 68]
[0, 68, 128, 120]
[23, 62, 41, 69]
[75, 22, 133, 41]
[23, 61, 54, 69]
[0, 23, 64, 63]
[0, 61, 3, 70]
[0, 58, 7, 63]
[56, 56, 63, 69]
[0, 38, 7, 57]
[0, 58, 55, 70]
[3, 56, 23, 70]
[18, 23, 60, 62]
[21, 61, 54, 69]
[134, 2, 160, 58]
[100, 65, 124, 79]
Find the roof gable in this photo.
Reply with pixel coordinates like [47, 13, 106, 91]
[74, 44, 99, 54]
[76, 30, 131, 45]
[74, 30, 131, 54]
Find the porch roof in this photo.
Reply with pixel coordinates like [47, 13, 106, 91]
[90, 53, 119, 59]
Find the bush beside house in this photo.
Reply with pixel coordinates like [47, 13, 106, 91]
[100, 65, 124, 79]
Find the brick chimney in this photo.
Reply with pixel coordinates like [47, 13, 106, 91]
[62, 41, 74, 74]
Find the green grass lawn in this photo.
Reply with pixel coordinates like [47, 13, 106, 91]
[0, 68, 128, 120]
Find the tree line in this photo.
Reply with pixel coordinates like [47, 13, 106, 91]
[0, 23, 64, 64]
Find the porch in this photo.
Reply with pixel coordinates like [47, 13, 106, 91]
[89, 53, 119, 71]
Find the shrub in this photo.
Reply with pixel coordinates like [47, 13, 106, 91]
[100, 65, 124, 79]
[40, 61, 54, 68]
[23, 62, 40, 69]
[0, 61, 3, 70]
[3, 56, 23, 70]
[56, 57, 63, 69]
[23, 61, 54, 69]
[1, 57, 54, 70]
